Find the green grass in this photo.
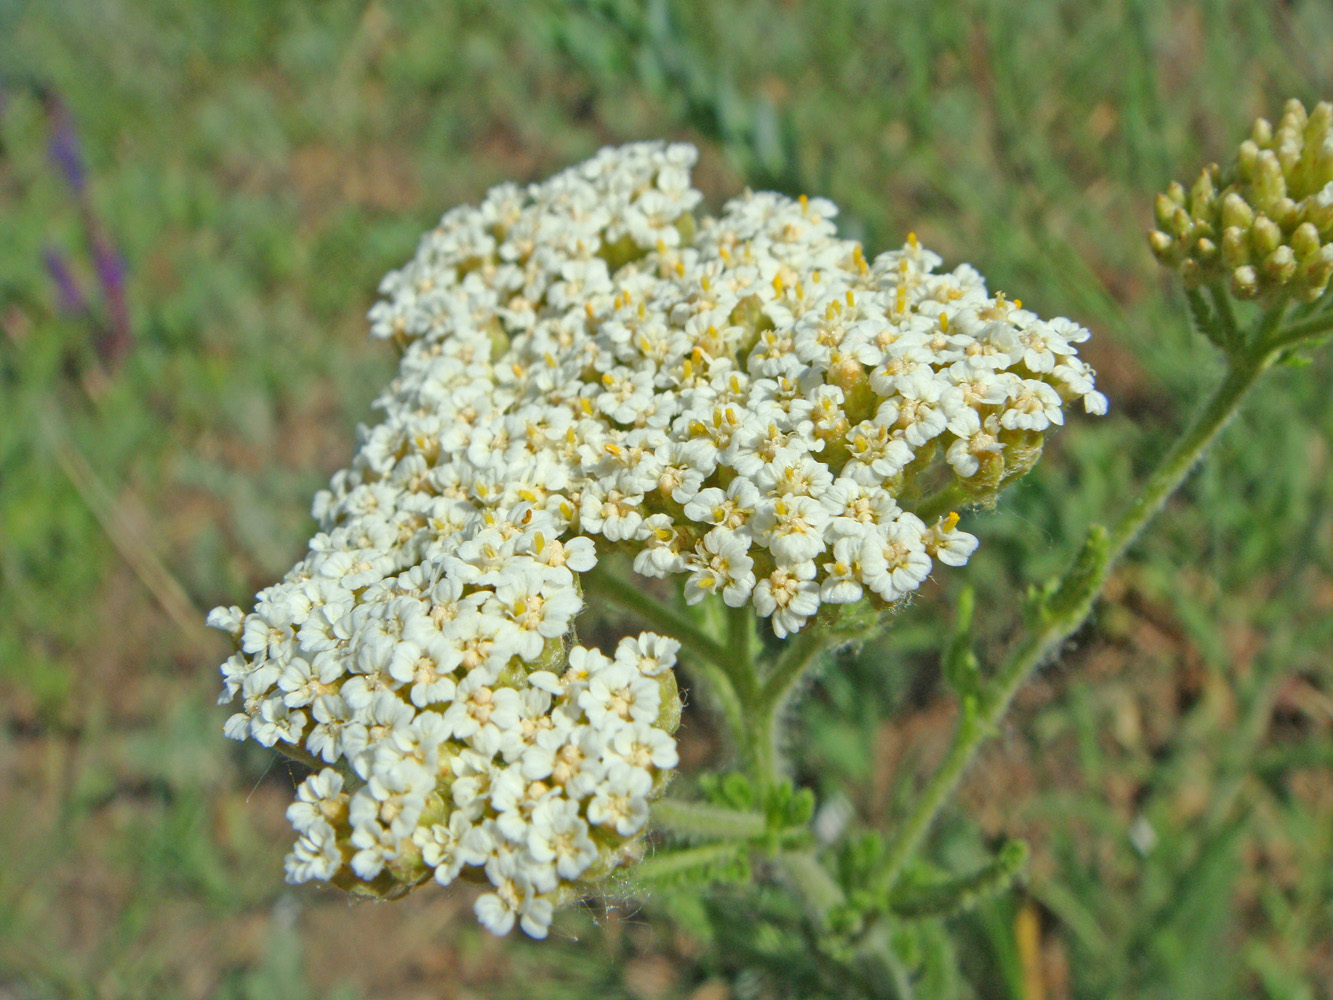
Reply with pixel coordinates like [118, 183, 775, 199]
[1, 0, 1331, 997]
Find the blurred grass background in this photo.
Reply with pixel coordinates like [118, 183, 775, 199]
[2, 0, 1332, 997]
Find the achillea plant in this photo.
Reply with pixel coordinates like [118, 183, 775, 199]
[213, 103, 1331, 953]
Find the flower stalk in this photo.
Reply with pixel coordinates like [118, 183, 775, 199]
[869, 299, 1317, 901]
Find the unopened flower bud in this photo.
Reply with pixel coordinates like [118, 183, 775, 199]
[1271, 196, 1298, 228]
[1148, 229, 1176, 261]
[1220, 191, 1254, 230]
[1262, 245, 1297, 285]
[1152, 100, 1333, 303]
[1310, 186, 1333, 231]
[1231, 265, 1259, 298]
[1294, 244, 1333, 301]
[1251, 214, 1283, 257]
[1291, 221, 1322, 260]
[1253, 150, 1288, 210]
[1155, 192, 1181, 230]
[1189, 167, 1218, 217]
[1220, 227, 1249, 268]
[1237, 139, 1261, 181]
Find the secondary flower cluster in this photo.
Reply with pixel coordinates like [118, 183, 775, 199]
[1151, 99, 1333, 302]
[212, 140, 1103, 938]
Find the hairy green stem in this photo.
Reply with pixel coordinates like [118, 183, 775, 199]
[1266, 306, 1333, 348]
[873, 336, 1279, 897]
[749, 626, 831, 784]
[727, 604, 757, 681]
[913, 480, 969, 524]
[275, 739, 328, 773]
[776, 850, 847, 925]
[634, 840, 748, 885]
[1184, 288, 1213, 339]
[886, 839, 1028, 919]
[651, 797, 767, 841]
[582, 565, 731, 667]
[1207, 281, 1240, 348]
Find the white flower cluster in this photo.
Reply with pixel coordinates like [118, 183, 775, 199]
[213, 558, 681, 938]
[213, 141, 1104, 938]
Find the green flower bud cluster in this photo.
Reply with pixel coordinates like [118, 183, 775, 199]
[1150, 99, 1333, 302]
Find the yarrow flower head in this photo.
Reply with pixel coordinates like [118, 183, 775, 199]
[211, 141, 1104, 938]
[1151, 99, 1333, 302]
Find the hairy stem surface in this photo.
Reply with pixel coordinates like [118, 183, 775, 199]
[873, 337, 1277, 896]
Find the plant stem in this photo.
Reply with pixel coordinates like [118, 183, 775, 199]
[776, 850, 846, 924]
[1265, 306, 1333, 349]
[750, 626, 830, 784]
[873, 339, 1277, 896]
[871, 701, 982, 895]
[582, 564, 731, 667]
[581, 565, 747, 747]
[913, 480, 968, 524]
[1208, 281, 1240, 348]
[1102, 349, 1269, 565]
[275, 739, 328, 773]
[651, 797, 767, 841]
[633, 840, 748, 885]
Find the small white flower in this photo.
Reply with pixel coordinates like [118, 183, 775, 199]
[1001, 379, 1065, 431]
[684, 530, 756, 608]
[866, 516, 933, 602]
[587, 764, 653, 836]
[284, 819, 343, 883]
[612, 632, 681, 678]
[287, 769, 347, 833]
[251, 698, 305, 748]
[579, 662, 662, 730]
[349, 818, 398, 881]
[528, 797, 599, 880]
[923, 513, 979, 568]
[605, 720, 679, 771]
[753, 494, 830, 564]
[753, 565, 821, 638]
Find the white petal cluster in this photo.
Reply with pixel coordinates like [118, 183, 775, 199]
[215, 556, 681, 938]
[361, 141, 1101, 635]
[213, 141, 1104, 937]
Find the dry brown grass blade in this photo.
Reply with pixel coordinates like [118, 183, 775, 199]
[40, 407, 208, 644]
